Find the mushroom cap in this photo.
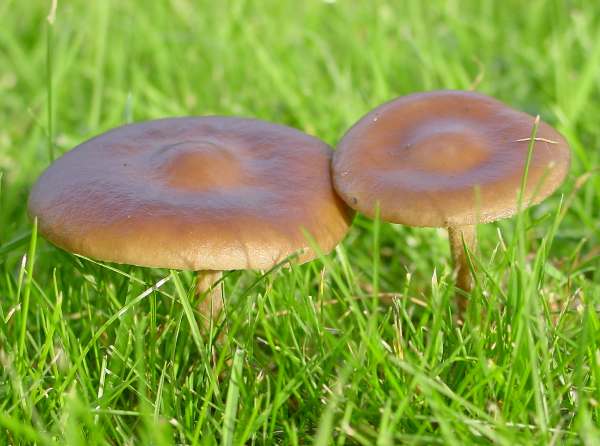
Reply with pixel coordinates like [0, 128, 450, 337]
[332, 90, 571, 227]
[29, 117, 353, 270]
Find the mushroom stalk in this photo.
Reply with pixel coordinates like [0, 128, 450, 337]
[447, 225, 477, 308]
[196, 270, 223, 327]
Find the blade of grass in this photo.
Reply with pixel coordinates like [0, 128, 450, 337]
[222, 347, 245, 446]
[18, 218, 37, 365]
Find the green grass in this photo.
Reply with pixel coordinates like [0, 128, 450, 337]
[1, 0, 600, 444]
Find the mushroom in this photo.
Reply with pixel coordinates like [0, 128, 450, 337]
[29, 116, 353, 324]
[332, 90, 570, 306]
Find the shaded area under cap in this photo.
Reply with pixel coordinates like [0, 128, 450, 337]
[333, 90, 571, 227]
[29, 116, 353, 270]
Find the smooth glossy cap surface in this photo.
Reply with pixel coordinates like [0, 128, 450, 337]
[333, 91, 571, 227]
[29, 117, 353, 270]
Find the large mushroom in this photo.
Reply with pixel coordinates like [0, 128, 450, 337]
[29, 116, 353, 324]
[332, 90, 570, 306]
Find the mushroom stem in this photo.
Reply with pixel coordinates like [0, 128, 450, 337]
[447, 225, 477, 309]
[195, 270, 224, 328]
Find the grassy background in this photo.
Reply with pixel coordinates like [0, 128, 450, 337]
[1, 0, 600, 444]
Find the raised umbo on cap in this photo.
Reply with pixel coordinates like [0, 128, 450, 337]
[29, 116, 353, 271]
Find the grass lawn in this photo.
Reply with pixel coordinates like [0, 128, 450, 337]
[2, 0, 600, 444]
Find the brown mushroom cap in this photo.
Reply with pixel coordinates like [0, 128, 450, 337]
[29, 117, 353, 270]
[332, 90, 571, 227]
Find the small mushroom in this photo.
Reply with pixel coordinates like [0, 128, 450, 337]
[29, 116, 353, 324]
[332, 90, 571, 307]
